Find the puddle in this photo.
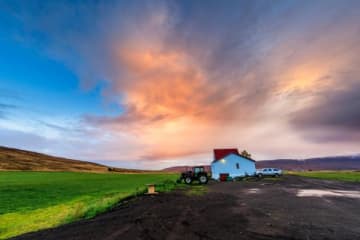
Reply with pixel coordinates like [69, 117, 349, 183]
[296, 189, 360, 198]
[246, 188, 260, 194]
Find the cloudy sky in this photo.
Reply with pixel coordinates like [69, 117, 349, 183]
[0, 0, 359, 169]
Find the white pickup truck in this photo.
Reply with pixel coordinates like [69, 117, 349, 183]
[256, 168, 282, 178]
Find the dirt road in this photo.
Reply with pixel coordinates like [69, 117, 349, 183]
[13, 176, 360, 240]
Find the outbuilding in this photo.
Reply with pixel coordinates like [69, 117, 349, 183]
[211, 148, 256, 180]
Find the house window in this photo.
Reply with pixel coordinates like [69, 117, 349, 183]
[236, 163, 240, 169]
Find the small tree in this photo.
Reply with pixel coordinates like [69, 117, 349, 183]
[240, 150, 252, 159]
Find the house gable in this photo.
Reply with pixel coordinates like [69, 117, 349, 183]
[213, 148, 255, 163]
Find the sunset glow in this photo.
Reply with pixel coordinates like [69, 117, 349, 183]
[0, 1, 359, 169]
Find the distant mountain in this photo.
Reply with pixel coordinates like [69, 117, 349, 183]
[3, 145, 359, 173]
[163, 165, 211, 173]
[256, 156, 360, 171]
[0, 146, 150, 173]
[163, 156, 360, 172]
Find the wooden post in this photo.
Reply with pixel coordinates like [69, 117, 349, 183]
[146, 184, 158, 194]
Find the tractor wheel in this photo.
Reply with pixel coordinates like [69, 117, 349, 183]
[199, 175, 208, 184]
[185, 177, 192, 184]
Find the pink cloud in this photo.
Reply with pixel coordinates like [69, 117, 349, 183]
[4, 1, 360, 167]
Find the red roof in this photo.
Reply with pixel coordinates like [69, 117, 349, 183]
[213, 148, 240, 161]
[213, 148, 255, 162]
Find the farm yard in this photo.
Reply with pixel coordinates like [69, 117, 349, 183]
[0, 172, 177, 239]
[10, 174, 360, 240]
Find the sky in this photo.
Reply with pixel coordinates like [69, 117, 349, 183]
[0, 0, 359, 169]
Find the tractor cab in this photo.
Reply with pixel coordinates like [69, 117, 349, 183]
[193, 166, 204, 175]
[178, 166, 209, 184]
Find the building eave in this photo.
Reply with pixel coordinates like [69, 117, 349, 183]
[211, 153, 256, 164]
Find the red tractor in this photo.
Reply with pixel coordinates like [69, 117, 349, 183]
[177, 166, 209, 184]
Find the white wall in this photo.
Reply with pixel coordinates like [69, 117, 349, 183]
[211, 154, 256, 180]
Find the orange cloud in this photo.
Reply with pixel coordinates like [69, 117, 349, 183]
[4, 0, 360, 168]
[79, 1, 360, 164]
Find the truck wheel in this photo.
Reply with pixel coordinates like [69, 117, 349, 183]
[258, 173, 263, 179]
[185, 177, 192, 184]
[274, 174, 279, 178]
[199, 175, 208, 184]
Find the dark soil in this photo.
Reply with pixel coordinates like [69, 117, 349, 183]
[13, 176, 360, 240]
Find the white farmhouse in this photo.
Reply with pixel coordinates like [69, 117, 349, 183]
[211, 148, 256, 180]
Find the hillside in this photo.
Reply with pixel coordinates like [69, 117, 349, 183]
[163, 156, 360, 172]
[0, 146, 146, 173]
[3, 146, 359, 173]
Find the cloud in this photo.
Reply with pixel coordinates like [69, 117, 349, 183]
[0, 88, 21, 100]
[291, 79, 360, 142]
[0, 103, 17, 109]
[0, 128, 49, 150]
[0, 102, 17, 119]
[2, 0, 360, 164]
[77, 1, 277, 160]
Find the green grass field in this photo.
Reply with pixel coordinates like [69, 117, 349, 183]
[291, 171, 360, 182]
[0, 171, 177, 239]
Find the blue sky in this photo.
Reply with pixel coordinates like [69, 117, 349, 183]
[0, 26, 115, 118]
[0, 0, 359, 169]
[0, 5, 123, 166]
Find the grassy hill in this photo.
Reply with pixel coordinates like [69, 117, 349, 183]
[0, 146, 146, 173]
